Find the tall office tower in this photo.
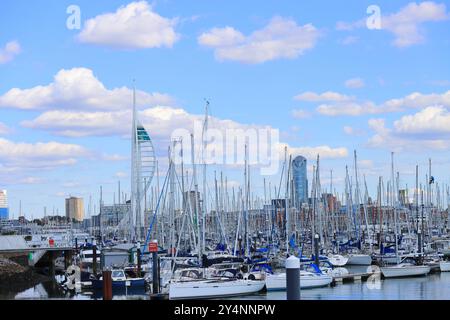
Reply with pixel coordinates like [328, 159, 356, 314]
[292, 156, 308, 205]
[65, 196, 85, 222]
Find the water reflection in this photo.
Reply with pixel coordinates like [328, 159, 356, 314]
[3, 273, 450, 300]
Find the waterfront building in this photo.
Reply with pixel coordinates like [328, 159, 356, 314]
[0, 190, 8, 220]
[65, 196, 84, 222]
[292, 156, 308, 206]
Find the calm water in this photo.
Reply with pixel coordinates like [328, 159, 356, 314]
[3, 271, 450, 300]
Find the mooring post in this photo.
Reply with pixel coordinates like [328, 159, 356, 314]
[152, 251, 160, 294]
[102, 269, 112, 300]
[286, 255, 300, 300]
[64, 250, 71, 270]
[48, 251, 55, 278]
[92, 239, 97, 276]
[137, 243, 142, 278]
[314, 233, 320, 266]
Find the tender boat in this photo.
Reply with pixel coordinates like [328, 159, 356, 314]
[381, 263, 430, 278]
[265, 271, 333, 291]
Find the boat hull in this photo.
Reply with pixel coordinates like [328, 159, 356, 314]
[265, 272, 333, 291]
[328, 255, 349, 267]
[381, 265, 430, 278]
[91, 278, 146, 289]
[347, 254, 372, 265]
[169, 279, 265, 299]
[439, 261, 450, 272]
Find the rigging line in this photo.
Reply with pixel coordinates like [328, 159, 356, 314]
[142, 164, 171, 255]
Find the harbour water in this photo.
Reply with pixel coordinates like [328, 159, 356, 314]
[3, 272, 450, 300]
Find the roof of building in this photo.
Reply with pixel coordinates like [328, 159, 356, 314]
[0, 235, 28, 251]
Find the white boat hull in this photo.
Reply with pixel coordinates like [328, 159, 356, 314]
[265, 272, 333, 291]
[328, 255, 349, 267]
[169, 279, 265, 299]
[347, 254, 372, 265]
[439, 261, 450, 272]
[381, 265, 430, 278]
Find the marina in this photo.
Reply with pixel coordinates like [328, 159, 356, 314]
[1, 88, 450, 300]
[1, 1, 450, 305]
[3, 271, 450, 300]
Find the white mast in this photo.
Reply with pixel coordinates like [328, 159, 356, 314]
[130, 82, 138, 241]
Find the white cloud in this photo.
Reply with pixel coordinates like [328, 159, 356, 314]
[291, 109, 311, 119]
[0, 41, 21, 64]
[294, 91, 354, 102]
[283, 144, 348, 160]
[336, 1, 449, 47]
[198, 27, 245, 47]
[198, 16, 320, 63]
[394, 105, 450, 136]
[367, 112, 450, 151]
[0, 138, 89, 170]
[77, 1, 179, 49]
[343, 126, 364, 136]
[21, 104, 348, 171]
[0, 122, 10, 135]
[382, 1, 449, 47]
[0, 67, 174, 110]
[344, 77, 365, 89]
[317, 101, 379, 116]
[316, 90, 450, 116]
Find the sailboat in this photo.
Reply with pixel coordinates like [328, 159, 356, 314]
[381, 262, 430, 278]
[168, 268, 265, 299]
[381, 156, 430, 279]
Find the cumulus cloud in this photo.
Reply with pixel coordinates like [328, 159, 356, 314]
[316, 90, 450, 116]
[285, 145, 348, 160]
[198, 16, 320, 63]
[344, 77, 365, 89]
[367, 110, 450, 152]
[77, 1, 179, 49]
[317, 101, 379, 116]
[0, 41, 21, 64]
[394, 105, 450, 137]
[0, 67, 174, 110]
[0, 138, 89, 170]
[294, 91, 354, 102]
[336, 1, 449, 47]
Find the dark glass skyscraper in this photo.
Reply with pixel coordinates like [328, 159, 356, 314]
[292, 156, 308, 205]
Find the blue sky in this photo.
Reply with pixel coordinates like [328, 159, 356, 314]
[1, 0, 450, 218]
